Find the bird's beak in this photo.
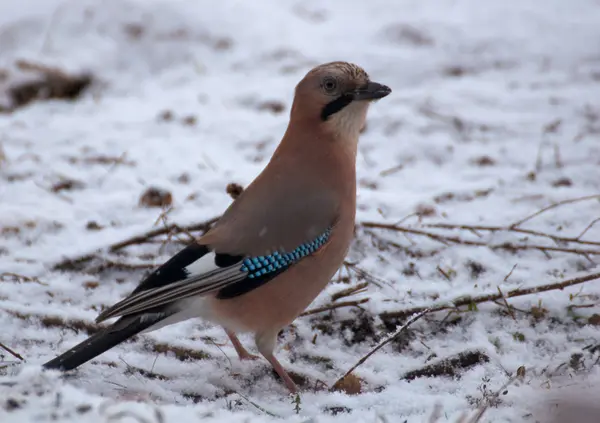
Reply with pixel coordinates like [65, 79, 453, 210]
[352, 81, 392, 101]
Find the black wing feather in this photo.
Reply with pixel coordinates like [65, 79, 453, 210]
[43, 313, 169, 371]
[215, 268, 286, 299]
[131, 243, 210, 294]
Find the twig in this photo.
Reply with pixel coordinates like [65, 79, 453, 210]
[235, 392, 280, 418]
[86, 260, 155, 273]
[509, 195, 600, 228]
[380, 272, 600, 320]
[331, 309, 430, 389]
[153, 207, 196, 249]
[0, 272, 48, 285]
[576, 217, 600, 241]
[402, 350, 489, 381]
[300, 298, 369, 316]
[437, 266, 452, 281]
[330, 282, 369, 302]
[343, 261, 391, 288]
[53, 216, 219, 271]
[503, 264, 518, 282]
[496, 286, 516, 320]
[0, 341, 24, 361]
[423, 222, 600, 247]
[361, 222, 600, 257]
[109, 217, 218, 252]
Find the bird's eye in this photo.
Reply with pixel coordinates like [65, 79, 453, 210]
[322, 77, 338, 94]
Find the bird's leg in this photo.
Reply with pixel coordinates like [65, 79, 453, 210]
[224, 329, 259, 361]
[255, 332, 298, 394]
[263, 351, 299, 394]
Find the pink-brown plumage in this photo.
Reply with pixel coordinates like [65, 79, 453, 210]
[42, 61, 391, 394]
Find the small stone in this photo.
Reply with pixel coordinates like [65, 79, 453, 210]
[82, 281, 99, 289]
[552, 177, 572, 187]
[415, 204, 436, 217]
[75, 404, 92, 414]
[331, 373, 362, 395]
[123, 23, 144, 39]
[4, 398, 20, 411]
[257, 101, 285, 114]
[588, 314, 600, 326]
[177, 173, 190, 184]
[157, 110, 174, 122]
[51, 178, 84, 193]
[182, 115, 197, 126]
[85, 221, 103, 231]
[472, 155, 495, 166]
[139, 187, 173, 208]
[226, 183, 244, 200]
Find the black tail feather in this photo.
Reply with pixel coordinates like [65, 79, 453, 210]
[43, 314, 164, 371]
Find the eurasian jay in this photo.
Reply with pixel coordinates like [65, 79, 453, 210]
[43, 61, 391, 393]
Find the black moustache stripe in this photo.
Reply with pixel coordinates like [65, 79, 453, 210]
[321, 94, 353, 121]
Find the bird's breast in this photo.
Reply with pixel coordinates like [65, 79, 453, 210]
[206, 215, 355, 334]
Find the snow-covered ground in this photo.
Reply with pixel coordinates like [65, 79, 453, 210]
[1, 0, 600, 421]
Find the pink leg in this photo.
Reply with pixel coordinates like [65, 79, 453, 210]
[225, 329, 259, 361]
[262, 351, 298, 394]
[255, 332, 298, 394]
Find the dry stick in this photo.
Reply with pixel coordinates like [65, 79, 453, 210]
[109, 217, 219, 252]
[53, 216, 219, 270]
[576, 217, 600, 240]
[0, 272, 48, 285]
[361, 222, 600, 256]
[423, 222, 600, 247]
[380, 272, 600, 320]
[503, 264, 518, 282]
[300, 298, 369, 316]
[509, 194, 600, 229]
[0, 341, 24, 361]
[331, 308, 430, 389]
[330, 282, 369, 302]
[437, 266, 452, 281]
[496, 286, 516, 320]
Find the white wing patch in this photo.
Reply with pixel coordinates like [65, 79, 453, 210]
[184, 251, 218, 277]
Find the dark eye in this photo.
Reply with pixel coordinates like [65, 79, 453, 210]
[322, 77, 338, 94]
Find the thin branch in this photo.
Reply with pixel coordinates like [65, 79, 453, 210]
[331, 309, 430, 389]
[402, 350, 489, 381]
[381, 271, 600, 320]
[0, 272, 48, 285]
[423, 222, 600, 247]
[362, 222, 600, 257]
[0, 341, 24, 361]
[503, 264, 518, 282]
[363, 222, 485, 247]
[496, 286, 516, 320]
[330, 282, 369, 302]
[109, 217, 218, 252]
[437, 266, 452, 281]
[576, 217, 600, 241]
[53, 216, 219, 271]
[509, 195, 600, 228]
[301, 298, 369, 316]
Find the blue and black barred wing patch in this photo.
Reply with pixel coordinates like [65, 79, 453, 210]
[95, 229, 332, 321]
[216, 228, 331, 299]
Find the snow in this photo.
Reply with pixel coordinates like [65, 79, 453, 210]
[1, 0, 600, 421]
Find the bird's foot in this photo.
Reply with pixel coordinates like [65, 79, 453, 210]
[238, 351, 260, 361]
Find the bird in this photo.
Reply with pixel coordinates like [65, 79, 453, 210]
[42, 61, 391, 393]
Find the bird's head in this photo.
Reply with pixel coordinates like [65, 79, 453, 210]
[290, 61, 391, 138]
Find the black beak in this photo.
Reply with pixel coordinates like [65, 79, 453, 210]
[352, 81, 392, 101]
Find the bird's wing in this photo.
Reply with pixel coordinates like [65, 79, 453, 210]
[96, 225, 334, 323]
[96, 157, 342, 323]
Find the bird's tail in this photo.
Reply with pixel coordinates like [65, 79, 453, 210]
[43, 314, 165, 371]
